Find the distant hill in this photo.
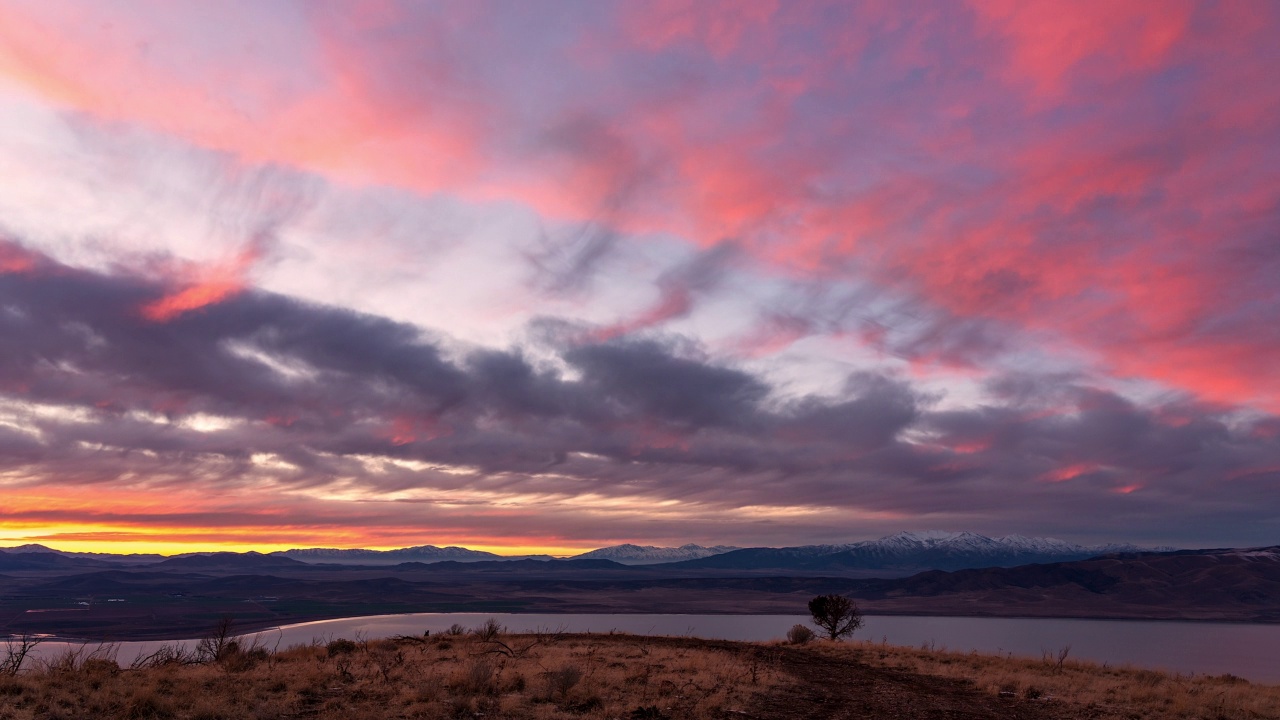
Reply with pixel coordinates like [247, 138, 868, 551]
[661, 531, 1176, 573]
[0, 546, 120, 571]
[271, 545, 556, 565]
[0, 544, 168, 565]
[154, 552, 310, 570]
[838, 544, 1280, 621]
[389, 558, 630, 573]
[570, 543, 741, 565]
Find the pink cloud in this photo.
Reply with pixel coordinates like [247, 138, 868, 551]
[1, 0, 1277, 411]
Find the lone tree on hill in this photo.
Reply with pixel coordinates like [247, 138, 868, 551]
[808, 594, 863, 641]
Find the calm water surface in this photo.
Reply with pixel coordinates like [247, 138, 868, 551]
[17, 614, 1280, 683]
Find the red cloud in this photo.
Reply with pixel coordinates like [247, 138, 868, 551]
[139, 245, 262, 322]
[971, 0, 1195, 99]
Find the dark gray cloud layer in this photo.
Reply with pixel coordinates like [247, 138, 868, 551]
[1, 240, 1279, 546]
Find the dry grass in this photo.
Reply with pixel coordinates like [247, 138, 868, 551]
[0, 626, 782, 720]
[4, 623, 1280, 719]
[816, 637, 1280, 720]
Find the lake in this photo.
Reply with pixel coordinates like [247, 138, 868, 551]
[14, 613, 1280, 683]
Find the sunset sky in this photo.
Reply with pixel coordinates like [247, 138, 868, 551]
[1, 1, 1278, 556]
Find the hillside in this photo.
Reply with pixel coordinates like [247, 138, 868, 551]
[1, 631, 1276, 719]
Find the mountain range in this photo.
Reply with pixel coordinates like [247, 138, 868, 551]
[662, 531, 1175, 573]
[570, 543, 742, 564]
[1, 541, 1276, 640]
[0, 531, 1177, 575]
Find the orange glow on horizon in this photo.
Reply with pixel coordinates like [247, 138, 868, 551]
[0, 525, 591, 558]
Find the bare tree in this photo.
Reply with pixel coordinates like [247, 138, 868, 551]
[808, 594, 863, 641]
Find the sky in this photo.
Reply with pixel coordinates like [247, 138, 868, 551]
[0, 0, 1278, 556]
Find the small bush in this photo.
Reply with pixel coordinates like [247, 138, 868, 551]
[457, 657, 497, 696]
[446, 623, 467, 636]
[473, 618, 504, 642]
[326, 639, 358, 657]
[786, 624, 814, 644]
[545, 664, 583, 699]
[221, 646, 268, 673]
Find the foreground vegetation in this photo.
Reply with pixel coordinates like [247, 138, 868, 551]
[1, 622, 1277, 719]
[839, 639, 1280, 720]
[0, 624, 783, 720]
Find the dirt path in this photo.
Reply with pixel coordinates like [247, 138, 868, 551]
[745, 645, 1074, 720]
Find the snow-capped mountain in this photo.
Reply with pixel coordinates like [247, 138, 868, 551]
[571, 543, 741, 565]
[271, 545, 555, 565]
[857, 531, 1175, 558]
[665, 531, 1179, 573]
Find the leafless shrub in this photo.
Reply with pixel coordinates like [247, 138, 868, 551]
[131, 644, 177, 669]
[1, 634, 43, 676]
[544, 663, 583, 700]
[472, 618, 504, 642]
[193, 616, 268, 671]
[368, 640, 405, 683]
[333, 654, 355, 682]
[38, 641, 119, 674]
[457, 656, 498, 696]
[479, 630, 546, 659]
[533, 624, 569, 643]
[1040, 644, 1072, 671]
[131, 643, 200, 669]
[445, 623, 467, 636]
[786, 624, 814, 644]
[326, 638, 358, 657]
[195, 616, 239, 663]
